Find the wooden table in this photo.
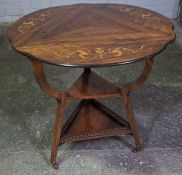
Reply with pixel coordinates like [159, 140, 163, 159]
[8, 4, 175, 169]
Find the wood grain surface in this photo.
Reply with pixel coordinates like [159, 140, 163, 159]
[8, 3, 175, 67]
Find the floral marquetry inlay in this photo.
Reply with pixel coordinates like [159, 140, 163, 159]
[17, 44, 145, 61]
[109, 5, 161, 23]
[75, 44, 144, 59]
[17, 11, 50, 34]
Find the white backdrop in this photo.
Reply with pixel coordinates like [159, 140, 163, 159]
[0, 0, 180, 22]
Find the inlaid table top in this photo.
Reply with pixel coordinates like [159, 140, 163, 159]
[8, 3, 175, 67]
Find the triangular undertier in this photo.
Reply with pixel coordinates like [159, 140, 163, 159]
[67, 71, 121, 100]
[60, 100, 131, 143]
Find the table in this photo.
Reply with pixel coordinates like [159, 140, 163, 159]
[8, 4, 175, 169]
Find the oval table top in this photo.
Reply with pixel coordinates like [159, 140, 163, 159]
[8, 3, 175, 67]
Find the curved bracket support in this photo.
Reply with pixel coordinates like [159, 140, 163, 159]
[121, 57, 154, 94]
[31, 59, 62, 101]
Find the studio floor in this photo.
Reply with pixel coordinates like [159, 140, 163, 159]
[0, 21, 182, 175]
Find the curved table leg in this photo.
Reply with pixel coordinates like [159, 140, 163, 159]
[31, 59, 66, 169]
[120, 57, 154, 152]
[50, 95, 67, 169]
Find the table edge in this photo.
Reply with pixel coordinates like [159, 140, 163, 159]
[8, 37, 175, 68]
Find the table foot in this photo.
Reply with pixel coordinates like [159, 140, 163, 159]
[51, 161, 59, 169]
[132, 144, 143, 153]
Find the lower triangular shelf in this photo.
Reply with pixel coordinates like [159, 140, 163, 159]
[60, 100, 131, 143]
[67, 70, 121, 100]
